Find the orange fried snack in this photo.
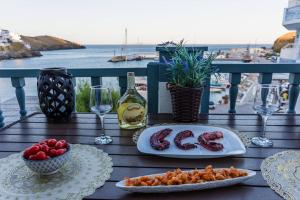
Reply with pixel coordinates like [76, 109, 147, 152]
[125, 165, 248, 187]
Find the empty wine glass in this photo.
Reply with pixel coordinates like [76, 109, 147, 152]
[252, 84, 280, 147]
[90, 85, 113, 145]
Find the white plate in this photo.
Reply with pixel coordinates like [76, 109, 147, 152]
[116, 169, 256, 193]
[137, 125, 246, 159]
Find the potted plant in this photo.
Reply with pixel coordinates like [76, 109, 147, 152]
[164, 42, 215, 122]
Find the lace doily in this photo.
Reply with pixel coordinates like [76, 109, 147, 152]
[0, 144, 113, 200]
[261, 151, 300, 200]
[133, 125, 251, 147]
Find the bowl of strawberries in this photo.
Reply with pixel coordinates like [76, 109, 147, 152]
[22, 138, 71, 175]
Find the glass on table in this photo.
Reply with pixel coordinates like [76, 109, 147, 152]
[252, 84, 280, 147]
[90, 85, 113, 145]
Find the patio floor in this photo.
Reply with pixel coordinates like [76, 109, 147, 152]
[1, 96, 39, 126]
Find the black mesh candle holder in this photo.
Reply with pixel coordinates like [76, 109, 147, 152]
[37, 68, 75, 121]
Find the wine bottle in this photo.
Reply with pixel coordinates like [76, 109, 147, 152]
[117, 72, 147, 129]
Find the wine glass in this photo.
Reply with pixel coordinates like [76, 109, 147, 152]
[90, 85, 113, 145]
[252, 84, 280, 147]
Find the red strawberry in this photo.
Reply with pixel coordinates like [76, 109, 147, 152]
[59, 140, 67, 147]
[28, 145, 40, 155]
[41, 144, 50, 153]
[36, 151, 47, 160]
[34, 144, 43, 150]
[47, 139, 57, 147]
[29, 155, 38, 160]
[56, 148, 66, 156]
[55, 141, 64, 149]
[39, 139, 48, 145]
[23, 149, 32, 159]
[49, 149, 57, 157]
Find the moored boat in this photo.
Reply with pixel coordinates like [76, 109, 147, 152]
[108, 55, 127, 62]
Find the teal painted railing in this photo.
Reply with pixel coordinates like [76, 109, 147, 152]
[0, 67, 147, 128]
[147, 62, 300, 114]
[1, 63, 300, 128]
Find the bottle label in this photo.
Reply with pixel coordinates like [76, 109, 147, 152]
[122, 103, 145, 125]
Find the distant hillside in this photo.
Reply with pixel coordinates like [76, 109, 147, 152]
[0, 35, 85, 60]
[273, 32, 296, 53]
[0, 42, 42, 60]
[21, 35, 85, 51]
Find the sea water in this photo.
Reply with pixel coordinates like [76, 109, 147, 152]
[0, 44, 271, 102]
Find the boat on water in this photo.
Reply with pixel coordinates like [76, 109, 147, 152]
[108, 28, 128, 63]
[242, 57, 252, 63]
[108, 29, 157, 63]
[242, 46, 253, 63]
[108, 54, 154, 63]
[108, 55, 127, 63]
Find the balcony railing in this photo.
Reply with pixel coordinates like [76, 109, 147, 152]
[0, 67, 147, 127]
[151, 62, 300, 114]
[1, 63, 300, 128]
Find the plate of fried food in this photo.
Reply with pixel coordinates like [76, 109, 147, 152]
[116, 165, 256, 193]
[137, 125, 246, 159]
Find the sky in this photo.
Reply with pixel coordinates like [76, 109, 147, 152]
[0, 0, 289, 44]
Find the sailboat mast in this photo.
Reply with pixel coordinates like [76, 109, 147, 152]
[124, 28, 127, 54]
[121, 28, 127, 56]
[125, 28, 128, 46]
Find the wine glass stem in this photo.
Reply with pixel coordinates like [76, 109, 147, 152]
[100, 115, 105, 136]
[261, 115, 269, 138]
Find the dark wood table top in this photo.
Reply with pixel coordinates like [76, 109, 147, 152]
[1, 113, 297, 200]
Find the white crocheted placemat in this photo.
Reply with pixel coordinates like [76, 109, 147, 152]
[261, 151, 300, 200]
[0, 144, 113, 200]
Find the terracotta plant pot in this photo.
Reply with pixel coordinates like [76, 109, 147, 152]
[168, 84, 203, 122]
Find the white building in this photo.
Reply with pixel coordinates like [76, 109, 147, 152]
[0, 29, 26, 47]
[10, 32, 22, 42]
[280, 0, 300, 63]
[0, 29, 11, 44]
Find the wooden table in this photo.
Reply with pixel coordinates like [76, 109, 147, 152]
[1, 113, 298, 200]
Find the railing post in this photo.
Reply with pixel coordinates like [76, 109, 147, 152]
[11, 77, 27, 118]
[258, 73, 273, 106]
[72, 77, 77, 112]
[119, 76, 127, 96]
[287, 73, 300, 114]
[228, 73, 241, 114]
[200, 77, 211, 114]
[0, 109, 4, 128]
[147, 63, 159, 114]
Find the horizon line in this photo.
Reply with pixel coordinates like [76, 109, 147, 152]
[83, 43, 273, 45]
